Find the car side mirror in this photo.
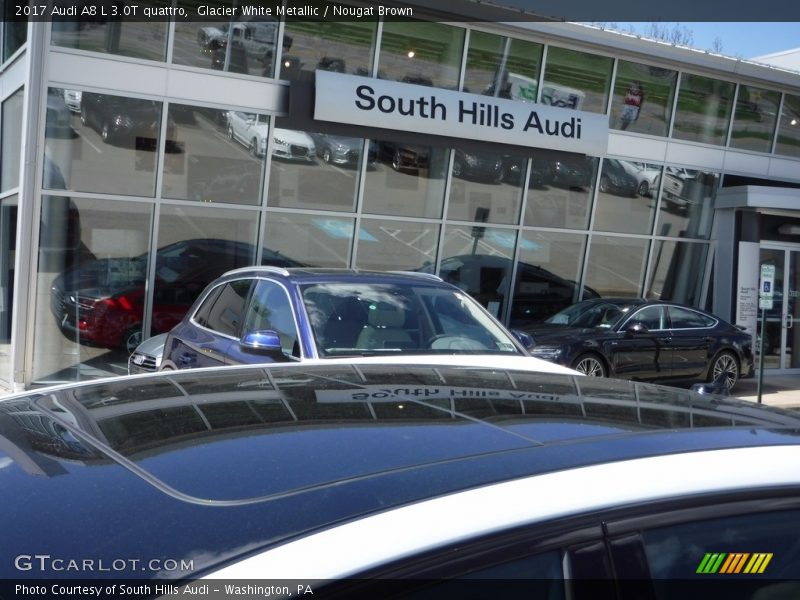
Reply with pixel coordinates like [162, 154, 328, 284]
[626, 323, 648, 335]
[511, 329, 535, 351]
[240, 330, 283, 355]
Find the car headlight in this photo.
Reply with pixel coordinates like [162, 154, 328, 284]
[335, 143, 348, 152]
[274, 137, 288, 146]
[530, 346, 564, 361]
[463, 154, 478, 167]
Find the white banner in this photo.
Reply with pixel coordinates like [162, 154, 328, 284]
[314, 71, 609, 156]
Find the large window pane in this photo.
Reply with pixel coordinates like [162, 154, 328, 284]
[463, 30, 543, 99]
[268, 125, 360, 211]
[656, 168, 718, 239]
[774, 93, 800, 158]
[541, 47, 612, 113]
[362, 139, 447, 218]
[378, 21, 464, 90]
[355, 218, 439, 271]
[438, 225, 517, 319]
[730, 85, 780, 153]
[173, 3, 284, 77]
[263, 213, 352, 268]
[447, 148, 522, 225]
[162, 104, 263, 205]
[44, 88, 163, 197]
[280, 20, 376, 81]
[512, 230, 590, 327]
[3, 15, 26, 61]
[153, 205, 259, 337]
[0, 196, 16, 384]
[646, 241, 709, 306]
[1, 87, 23, 191]
[610, 60, 677, 136]
[33, 197, 152, 383]
[51, 11, 167, 61]
[584, 235, 649, 297]
[672, 73, 734, 146]
[593, 159, 659, 235]
[524, 156, 598, 230]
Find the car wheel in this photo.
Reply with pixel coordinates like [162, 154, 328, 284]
[249, 137, 259, 157]
[599, 175, 610, 194]
[101, 121, 111, 143]
[122, 328, 143, 354]
[227, 126, 234, 140]
[572, 353, 607, 377]
[638, 180, 649, 196]
[323, 148, 332, 163]
[710, 351, 739, 391]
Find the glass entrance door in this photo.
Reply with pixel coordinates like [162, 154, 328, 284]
[758, 245, 800, 371]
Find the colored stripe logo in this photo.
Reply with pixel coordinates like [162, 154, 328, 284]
[696, 553, 773, 574]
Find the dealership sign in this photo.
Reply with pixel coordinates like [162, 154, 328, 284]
[314, 71, 608, 156]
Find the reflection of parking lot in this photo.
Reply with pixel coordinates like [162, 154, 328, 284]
[593, 190, 655, 234]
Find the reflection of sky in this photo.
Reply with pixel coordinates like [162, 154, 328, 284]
[485, 230, 540, 251]
[0, 457, 12, 470]
[313, 219, 377, 242]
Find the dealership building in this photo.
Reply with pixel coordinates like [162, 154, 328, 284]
[1, 4, 800, 389]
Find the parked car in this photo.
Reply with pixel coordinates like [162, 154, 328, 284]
[598, 158, 639, 197]
[62, 88, 82, 113]
[205, 18, 292, 74]
[226, 111, 316, 161]
[160, 268, 541, 371]
[617, 159, 662, 197]
[526, 298, 754, 390]
[3, 361, 800, 585]
[421, 254, 599, 327]
[549, 157, 594, 190]
[452, 149, 503, 183]
[79, 91, 176, 150]
[50, 239, 296, 354]
[309, 133, 375, 166]
[500, 156, 554, 188]
[377, 141, 430, 171]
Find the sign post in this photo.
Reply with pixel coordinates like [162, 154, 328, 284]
[757, 264, 776, 404]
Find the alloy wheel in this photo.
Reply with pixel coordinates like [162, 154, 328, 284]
[574, 355, 606, 377]
[712, 352, 739, 390]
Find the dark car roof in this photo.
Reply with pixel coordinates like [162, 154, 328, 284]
[1, 363, 798, 578]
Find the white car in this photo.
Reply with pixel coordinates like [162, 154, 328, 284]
[617, 159, 662, 197]
[62, 89, 82, 113]
[226, 111, 315, 160]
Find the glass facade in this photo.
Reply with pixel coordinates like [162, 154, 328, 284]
[14, 15, 800, 385]
[463, 30, 542, 100]
[51, 12, 167, 61]
[1, 87, 23, 191]
[775, 94, 800, 158]
[610, 60, 676, 136]
[672, 73, 735, 146]
[730, 85, 780, 153]
[541, 46, 613, 113]
[2, 10, 27, 61]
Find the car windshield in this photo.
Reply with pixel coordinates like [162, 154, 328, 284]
[544, 301, 630, 329]
[301, 282, 522, 357]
